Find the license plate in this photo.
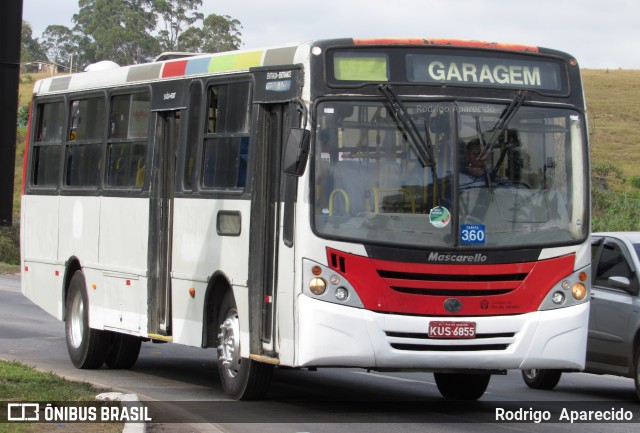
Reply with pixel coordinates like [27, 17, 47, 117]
[428, 321, 476, 339]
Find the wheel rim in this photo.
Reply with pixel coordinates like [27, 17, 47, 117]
[218, 308, 241, 378]
[523, 369, 538, 381]
[69, 289, 84, 349]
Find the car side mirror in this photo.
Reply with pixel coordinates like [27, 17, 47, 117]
[283, 128, 310, 176]
[608, 276, 631, 290]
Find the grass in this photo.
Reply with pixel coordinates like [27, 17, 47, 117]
[0, 360, 123, 432]
[0, 263, 20, 275]
[583, 69, 640, 182]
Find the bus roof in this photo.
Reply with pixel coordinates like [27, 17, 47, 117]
[33, 37, 570, 96]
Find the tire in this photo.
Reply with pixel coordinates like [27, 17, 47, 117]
[434, 372, 491, 400]
[105, 333, 142, 369]
[633, 346, 640, 400]
[521, 369, 562, 390]
[65, 271, 110, 369]
[217, 290, 273, 400]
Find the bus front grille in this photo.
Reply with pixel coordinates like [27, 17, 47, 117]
[390, 343, 510, 351]
[377, 270, 526, 297]
[385, 331, 515, 352]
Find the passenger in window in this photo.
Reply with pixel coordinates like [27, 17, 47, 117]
[136, 158, 145, 187]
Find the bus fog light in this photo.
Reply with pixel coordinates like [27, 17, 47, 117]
[552, 291, 565, 304]
[572, 283, 587, 300]
[335, 287, 349, 301]
[310, 278, 327, 295]
[561, 280, 571, 290]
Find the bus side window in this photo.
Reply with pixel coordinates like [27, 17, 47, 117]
[183, 81, 202, 191]
[201, 81, 251, 191]
[64, 96, 105, 188]
[106, 92, 150, 189]
[32, 101, 64, 188]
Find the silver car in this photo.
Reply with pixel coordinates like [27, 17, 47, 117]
[522, 232, 640, 399]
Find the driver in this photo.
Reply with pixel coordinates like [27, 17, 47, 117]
[459, 139, 489, 190]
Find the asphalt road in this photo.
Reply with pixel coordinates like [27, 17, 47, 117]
[1, 273, 639, 433]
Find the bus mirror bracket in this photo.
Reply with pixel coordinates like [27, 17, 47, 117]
[283, 128, 310, 176]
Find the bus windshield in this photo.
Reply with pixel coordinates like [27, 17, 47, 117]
[313, 99, 587, 249]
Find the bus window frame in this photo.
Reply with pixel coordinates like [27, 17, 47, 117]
[198, 76, 253, 195]
[28, 97, 67, 193]
[180, 80, 204, 194]
[104, 87, 152, 192]
[61, 91, 108, 192]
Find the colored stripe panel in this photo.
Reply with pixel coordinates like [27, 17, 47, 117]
[185, 57, 211, 76]
[48, 76, 72, 92]
[162, 59, 188, 78]
[127, 63, 163, 83]
[263, 46, 298, 67]
[209, 50, 265, 73]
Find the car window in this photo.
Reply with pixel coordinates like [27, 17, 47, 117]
[594, 242, 634, 290]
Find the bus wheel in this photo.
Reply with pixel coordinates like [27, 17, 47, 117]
[521, 369, 562, 390]
[105, 333, 141, 369]
[434, 372, 490, 400]
[65, 271, 110, 369]
[217, 290, 273, 400]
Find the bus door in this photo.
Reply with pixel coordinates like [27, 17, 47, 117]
[147, 109, 180, 337]
[249, 103, 297, 356]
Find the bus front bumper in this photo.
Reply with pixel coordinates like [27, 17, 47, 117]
[296, 295, 588, 371]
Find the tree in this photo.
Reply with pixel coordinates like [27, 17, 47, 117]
[73, 0, 160, 65]
[21, 21, 47, 63]
[200, 14, 243, 53]
[177, 13, 242, 53]
[41, 25, 76, 69]
[153, 0, 203, 52]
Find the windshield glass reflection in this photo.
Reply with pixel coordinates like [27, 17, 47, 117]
[313, 100, 587, 249]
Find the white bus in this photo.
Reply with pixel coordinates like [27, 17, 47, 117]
[21, 38, 591, 400]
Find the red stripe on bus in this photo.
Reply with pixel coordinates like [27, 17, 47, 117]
[353, 38, 427, 45]
[162, 59, 188, 78]
[22, 100, 34, 196]
[353, 38, 539, 53]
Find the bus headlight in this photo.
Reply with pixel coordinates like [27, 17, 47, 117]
[303, 259, 365, 308]
[310, 277, 327, 296]
[552, 291, 565, 305]
[335, 287, 349, 301]
[572, 283, 587, 300]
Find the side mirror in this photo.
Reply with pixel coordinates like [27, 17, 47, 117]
[283, 128, 310, 176]
[608, 276, 631, 290]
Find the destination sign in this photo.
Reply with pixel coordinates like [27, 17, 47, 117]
[407, 54, 564, 91]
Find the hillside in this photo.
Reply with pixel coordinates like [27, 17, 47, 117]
[582, 69, 640, 180]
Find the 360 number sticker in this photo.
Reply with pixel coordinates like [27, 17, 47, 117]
[460, 224, 486, 244]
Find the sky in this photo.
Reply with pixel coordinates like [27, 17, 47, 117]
[22, 0, 640, 69]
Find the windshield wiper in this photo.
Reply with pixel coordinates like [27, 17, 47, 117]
[379, 84, 442, 207]
[478, 90, 527, 160]
[378, 84, 434, 168]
